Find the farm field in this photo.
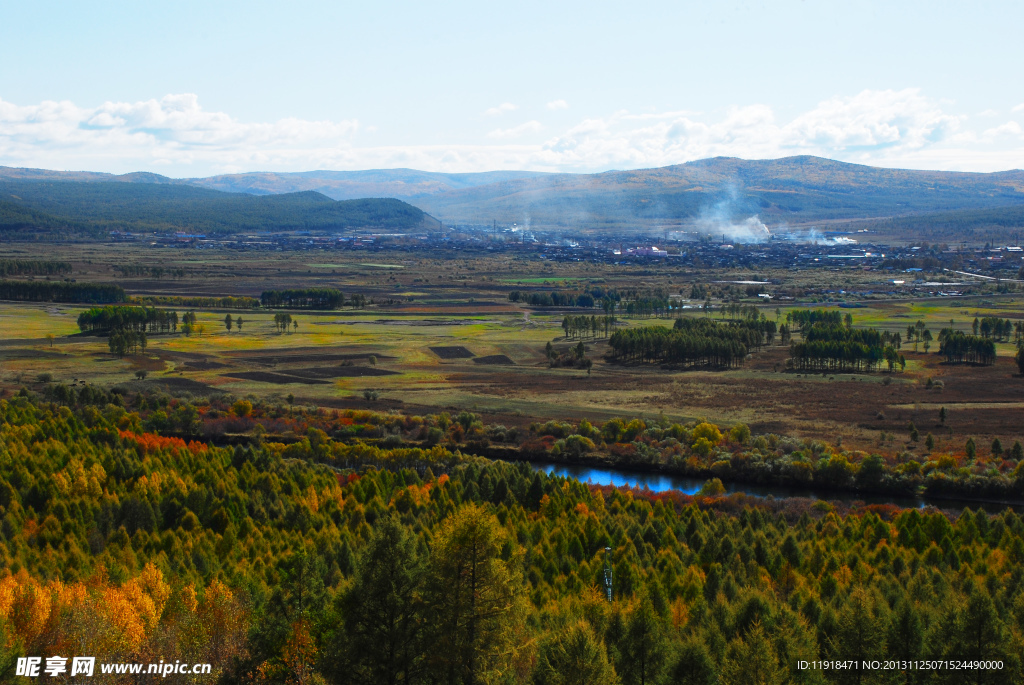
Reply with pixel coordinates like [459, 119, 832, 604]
[2, 283, 1023, 455]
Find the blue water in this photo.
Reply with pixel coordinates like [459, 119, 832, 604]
[531, 462, 1020, 513]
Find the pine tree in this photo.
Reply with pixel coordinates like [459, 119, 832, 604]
[534, 619, 620, 685]
[666, 638, 717, 685]
[617, 596, 668, 685]
[328, 515, 425, 685]
[829, 587, 887, 685]
[720, 621, 785, 685]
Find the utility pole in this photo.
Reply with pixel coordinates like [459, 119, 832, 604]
[603, 547, 613, 602]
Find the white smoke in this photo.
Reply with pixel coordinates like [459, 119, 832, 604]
[774, 227, 859, 245]
[695, 214, 772, 243]
[692, 188, 772, 243]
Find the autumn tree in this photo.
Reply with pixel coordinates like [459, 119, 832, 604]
[424, 504, 527, 684]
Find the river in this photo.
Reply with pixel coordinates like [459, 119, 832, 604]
[531, 462, 1020, 514]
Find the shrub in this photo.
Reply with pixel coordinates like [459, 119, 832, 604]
[692, 422, 723, 446]
[696, 478, 726, 497]
[729, 423, 750, 445]
[692, 437, 714, 457]
[232, 399, 253, 417]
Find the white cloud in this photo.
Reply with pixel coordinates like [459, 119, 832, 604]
[1013, 103, 1024, 112]
[483, 102, 517, 117]
[530, 90, 980, 171]
[981, 121, 1023, 139]
[0, 94, 358, 174]
[546, 99, 569, 110]
[486, 121, 543, 140]
[1, 90, 1022, 175]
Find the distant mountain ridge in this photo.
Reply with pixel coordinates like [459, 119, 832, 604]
[3, 157, 1024, 233]
[191, 169, 549, 200]
[0, 166, 547, 200]
[407, 156, 1024, 229]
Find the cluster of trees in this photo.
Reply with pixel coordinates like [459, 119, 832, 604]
[509, 287, 694, 320]
[906, 320, 933, 352]
[224, 314, 244, 333]
[561, 314, 616, 339]
[790, 323, 900, 373]
[180, 311, 203, 337]
[608, 318, 771, 368]
[620, 296, 676, 318]
[938, 329, 998, 365]
[545, 341, 594, 371]
[108, 329, 148, 357]
[2, 394, 1024, 683]
[261, 288, 345, 309]
[273, 313, 297, 333]
[0, 279, 124, 303]
[973, 316, 1015, 341]
[77, 306, 179, 334]
[0, 259, 71, 276]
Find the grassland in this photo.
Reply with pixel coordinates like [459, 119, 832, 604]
[3, 248, 1024, 462]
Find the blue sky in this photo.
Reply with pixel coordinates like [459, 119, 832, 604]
[1, 0, 1022, 175]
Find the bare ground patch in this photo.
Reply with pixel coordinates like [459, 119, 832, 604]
[283, 366, 399, 379]
[430, 346, 475, 359]
[222, 371, 330, 385]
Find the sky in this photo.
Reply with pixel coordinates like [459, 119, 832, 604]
[1, 0, 1022, 177]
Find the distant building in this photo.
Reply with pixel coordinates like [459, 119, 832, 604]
[625, 246, 667, 257]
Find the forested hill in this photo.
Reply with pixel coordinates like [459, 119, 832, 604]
[0, 179, 430, 236]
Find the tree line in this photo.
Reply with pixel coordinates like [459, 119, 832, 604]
[509, 290, 597, 307]
[0, 259, 71, 276]
[129, 294, 261, 309]
[261, 288, 345, 309]
[787, 308, 844, 329]
[1, 393, 1024, 683]
[77, 305, 179, 334]
[561, 314, 617, 339]
[114, 265, 189, 279]
[0, 279, 125, 303]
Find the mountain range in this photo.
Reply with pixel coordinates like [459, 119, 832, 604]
[2, 156, 1023, 236]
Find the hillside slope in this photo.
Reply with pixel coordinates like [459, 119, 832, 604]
[0, 180, 430, 235]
